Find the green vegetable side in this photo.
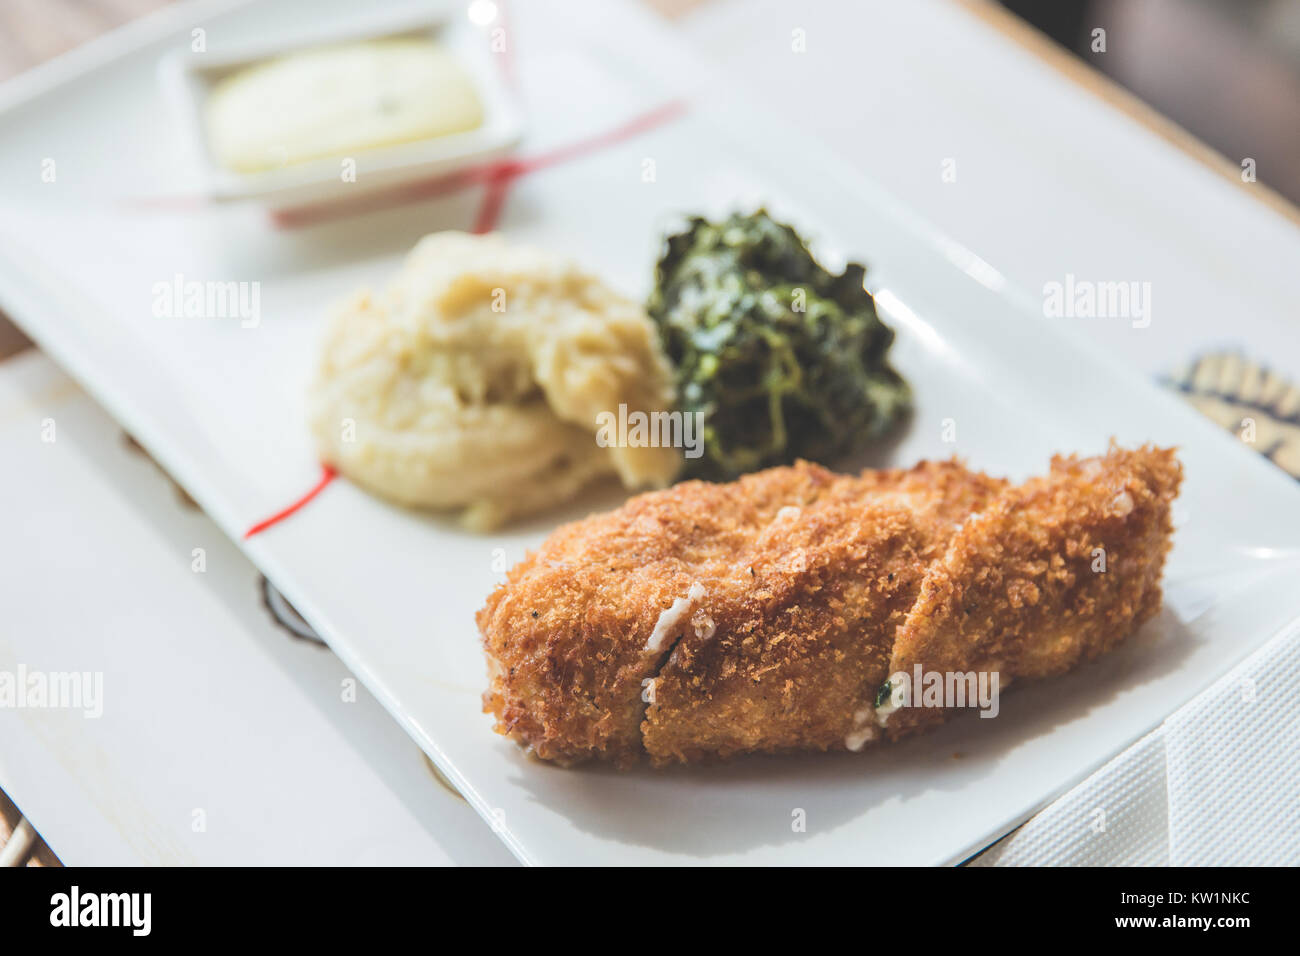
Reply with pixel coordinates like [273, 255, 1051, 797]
[647, 210, 911, 480]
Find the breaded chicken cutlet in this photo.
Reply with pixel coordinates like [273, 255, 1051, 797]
[478, 444, 1182, 766]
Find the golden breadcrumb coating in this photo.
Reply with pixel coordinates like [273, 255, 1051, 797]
[642, 462, 1007, 763]
[479, 445, 1181, 765]
[883, 445, 1182, 740]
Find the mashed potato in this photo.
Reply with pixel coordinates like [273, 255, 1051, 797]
[308, 232, 682, 529]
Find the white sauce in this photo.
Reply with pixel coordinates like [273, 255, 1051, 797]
[845, 726, 877, 752]
[844, 706, 877, 752]
[645, 582, 707, 653]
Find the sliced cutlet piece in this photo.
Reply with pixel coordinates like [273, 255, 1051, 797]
[880, 444, 1182, 741]
[641, 460, 1008, 763]
[478, 461, 855, 765]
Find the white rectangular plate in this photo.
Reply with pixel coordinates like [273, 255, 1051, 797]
[2, 0, 1298, 865]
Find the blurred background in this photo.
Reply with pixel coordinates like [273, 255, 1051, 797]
[1002, 0, 1300, 204]
[3, 0, 1299, 203]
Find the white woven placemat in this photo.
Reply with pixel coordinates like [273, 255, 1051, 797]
[972, 617, 1300, 866]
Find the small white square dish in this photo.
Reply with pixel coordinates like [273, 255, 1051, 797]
[158, 3, 524, 209]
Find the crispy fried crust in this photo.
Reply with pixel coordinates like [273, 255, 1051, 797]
[478, 462, 851, 765]
[479, 446, 1181, 765]
[642, 462, 1007, 763]
[883, 445, 1182, 739]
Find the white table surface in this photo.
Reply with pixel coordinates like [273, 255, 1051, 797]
[0, 350, 514, 865]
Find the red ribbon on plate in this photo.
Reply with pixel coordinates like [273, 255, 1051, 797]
[244, 465, 337, 539]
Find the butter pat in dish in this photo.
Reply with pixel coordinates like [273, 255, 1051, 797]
[206, 39, 484, 174]
[159, 10, 523, 208]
